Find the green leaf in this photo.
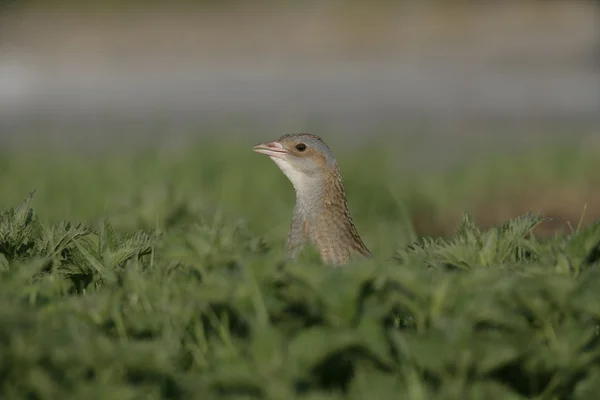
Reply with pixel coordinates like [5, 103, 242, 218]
[566, 220, 600, 267]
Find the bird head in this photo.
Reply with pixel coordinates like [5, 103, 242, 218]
[253, 133, 337, 192]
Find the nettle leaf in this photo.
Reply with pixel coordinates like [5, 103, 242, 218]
[316, 268, 375, 328]
[396, 236, 444, 267]
[479, 228, 500, 266]
[160, 218, 266, 273]
[570, 268, 600, 315]
[456, 212, 480, 239]
[349, 365, 415, 399]
[58, 219, 155, 278]
[573, 367, 600, 400]
[71, 238, 117, 282]
[498, 212, 546, 236]
[390, 329, 454, 374]
[496, 213, 547, 257]
[433, 238, 482, 270]
[102, 219, 120, 253]
[248, 324, 287, 376]
[0, 253, 8, 272]
[390, 325, 522, 377]
[431, 213, 546, 269]
[0, 191, 42, 262]
[288, 326, 388, 376]
[355, 319, 394, 368]
[103, 231, 154, 268]
[38, 221, 93, 259]
[566, 220, 600, 267]
[465, 381, 526, 400]
[202, 357, 264, 396]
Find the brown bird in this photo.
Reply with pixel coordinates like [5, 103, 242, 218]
[253, 133, 371, 266]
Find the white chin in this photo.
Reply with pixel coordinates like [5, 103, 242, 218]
[271, 158, 309, 192]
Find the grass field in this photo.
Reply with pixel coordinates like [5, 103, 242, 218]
[1, 133, 600, 399]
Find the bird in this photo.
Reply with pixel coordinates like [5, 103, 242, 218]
[253, 133, 371, 266]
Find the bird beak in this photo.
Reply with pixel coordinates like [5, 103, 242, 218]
[253, 141, 288, 159]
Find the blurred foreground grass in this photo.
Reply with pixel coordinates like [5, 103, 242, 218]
[1, 134, 600, 399]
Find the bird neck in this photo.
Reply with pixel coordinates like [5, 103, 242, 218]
[288, 167, 370, 265]
[293, 167, 343, 221]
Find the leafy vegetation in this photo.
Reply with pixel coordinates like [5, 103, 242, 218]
[0, 138, 599, 399]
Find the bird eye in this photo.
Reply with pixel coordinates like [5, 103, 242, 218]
[295, 143, 307, 152]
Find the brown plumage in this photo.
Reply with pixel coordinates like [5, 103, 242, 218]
[253, 133, 371, 266]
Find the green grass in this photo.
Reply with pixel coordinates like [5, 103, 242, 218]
[1, 137, 600, 399]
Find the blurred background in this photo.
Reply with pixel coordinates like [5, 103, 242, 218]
[0, 0, 599, 245]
